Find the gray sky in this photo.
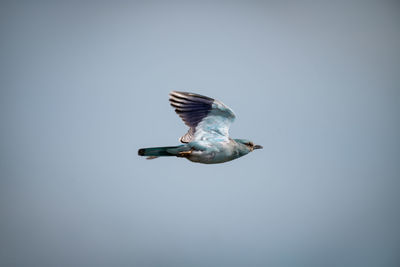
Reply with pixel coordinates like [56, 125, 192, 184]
[1, 1, 399, 266]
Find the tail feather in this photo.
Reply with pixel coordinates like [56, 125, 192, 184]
[138, 146, 184, 159]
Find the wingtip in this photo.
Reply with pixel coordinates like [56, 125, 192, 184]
[169, 91, 214, 101]
[169, 91, 187, 99]
[169, 91, 183, 101]
[169, 90, 181, 97]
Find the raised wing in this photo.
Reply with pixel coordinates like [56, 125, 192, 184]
[169, 91, 236, 143]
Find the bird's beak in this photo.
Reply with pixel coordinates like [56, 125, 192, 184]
[254, 145, 263, 149]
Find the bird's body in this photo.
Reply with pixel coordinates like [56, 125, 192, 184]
[138, 91, 262, 164]
[177, 138, 249, 164]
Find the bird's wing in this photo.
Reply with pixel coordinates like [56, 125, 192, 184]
[169, 91, 236, 143]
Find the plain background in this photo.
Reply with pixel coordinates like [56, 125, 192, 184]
[1, 1, 399, 266]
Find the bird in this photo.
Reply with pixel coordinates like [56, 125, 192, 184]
[138, 91, 262, 164]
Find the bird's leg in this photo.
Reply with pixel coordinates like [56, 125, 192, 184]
[177, 148, 194, 157]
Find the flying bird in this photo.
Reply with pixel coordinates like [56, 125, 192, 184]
[138, 91, 262, 164]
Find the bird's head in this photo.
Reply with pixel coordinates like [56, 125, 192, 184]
[235, 139, 263, 154]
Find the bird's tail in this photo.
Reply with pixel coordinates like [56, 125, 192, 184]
[138, 145, 186, 160]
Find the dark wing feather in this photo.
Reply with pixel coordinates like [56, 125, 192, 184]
[169, 91, 236, 143]
[169, 91, 214, 143]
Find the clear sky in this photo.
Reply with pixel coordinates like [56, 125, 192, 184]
[1, 1, 399, 266]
